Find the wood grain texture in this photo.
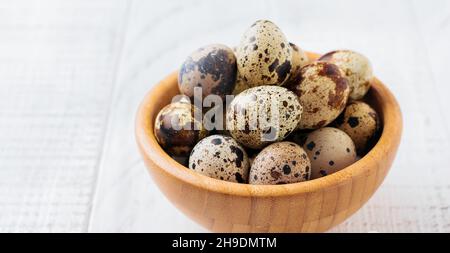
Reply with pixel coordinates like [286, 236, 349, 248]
[0, 0, 130, 232]
[0, 0, 449, 232]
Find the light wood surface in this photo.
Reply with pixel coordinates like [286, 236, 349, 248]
[1, 0, 450, 232]
[135, 51, 403, 232]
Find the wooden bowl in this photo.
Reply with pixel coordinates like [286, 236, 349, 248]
[135, 52, 402, 232]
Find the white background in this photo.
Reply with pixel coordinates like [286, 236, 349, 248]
[0, 0, 449, 232]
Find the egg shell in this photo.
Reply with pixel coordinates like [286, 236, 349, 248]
[288, 61, 350, 129]
[303, 127, 357, 179]
[231, 46, 251, 95]
[178, 44, 237, 100]
[204, 104, 229, 135]
[189, 135, 250, 183]
[249, 142, 311, 185]
[226, 85, 303, 149]
[319, 50, 373, 100]
[334, 101, 380, 155]
[237, 20, 292, 87]
[154, 101, 208, 156]
[283, 42, 310, 87]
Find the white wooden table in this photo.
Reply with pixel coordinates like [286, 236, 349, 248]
[0, 0, 449, 233]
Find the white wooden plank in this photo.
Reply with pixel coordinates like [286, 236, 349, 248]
[0, 0, 130, 232]
[411, 0, 450, 134]
[330, 0, 450, 232]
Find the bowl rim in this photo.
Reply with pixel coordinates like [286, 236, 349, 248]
[135, 52, 403, 197]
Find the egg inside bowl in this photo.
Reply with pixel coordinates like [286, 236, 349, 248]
[135, 52, 402, 232]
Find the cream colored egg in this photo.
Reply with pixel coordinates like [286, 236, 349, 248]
[189, 135, 250, 183]
[237, 20, 292, 87]
[319, 50, 373, 100]
[288, 62, 350, 129]
[227, 86, 302, 149]
[334, 101, 380, 155]
[303, 127, 357, 179]
[250, 142, 311, 185]
[154, 101, 208, 156]
[232, 46, 251, 95]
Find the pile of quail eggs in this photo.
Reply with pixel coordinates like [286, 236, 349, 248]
[154, 20, 381, 185]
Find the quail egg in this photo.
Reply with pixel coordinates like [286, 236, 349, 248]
[284, 42, 309, 87]
[204, 104, 228, 135]
[249, 142, 311, 185]
[232, 46, 251, 95]
[303, 127, 357, 179]
[154, 101, 208, 156]
[178, 44, 237, 100]
[288, 61, 349, 129]
[334, 101, 380, 155]
[319, 50, 373, 100]
[237, 20, 292, 87]
[227, 86, 302, 149]
[189, 135, 250, 183]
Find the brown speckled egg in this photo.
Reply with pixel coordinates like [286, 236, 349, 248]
[189, 135, 249, 183]
[154, 101, 208, 156]
[249, 142, 311, 185]
[334, 101, 380, 155]
[232, 46, 251, 95]
[237, 20, 292, 87]
[319, 50, 373, 100]
[178, 44, 237, 100]
[303, 127, 356, 179]
[288, 62, 349, 129]
[284, 42, 310, 87]
[226, 86, 302, 149]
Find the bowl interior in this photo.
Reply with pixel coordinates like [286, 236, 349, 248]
[136, 52, 402, 197]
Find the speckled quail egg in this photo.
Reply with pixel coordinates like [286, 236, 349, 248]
[189, 135, 250, 183]
[231, 46, 251, 95]
[154, 101, 208, 156]
[226, 86, 302, 149]
[284, 42, 310, 87]
[204, 104, 228, 135]
[334, 101, 380, 155]
[303, 127, 357, 179]
[319, 50, 373, 100]
[249, 142, 311, 185]
[237, 20, 292, 87]
[178, 44, 237, 100]
[288, 61, 350, 129]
